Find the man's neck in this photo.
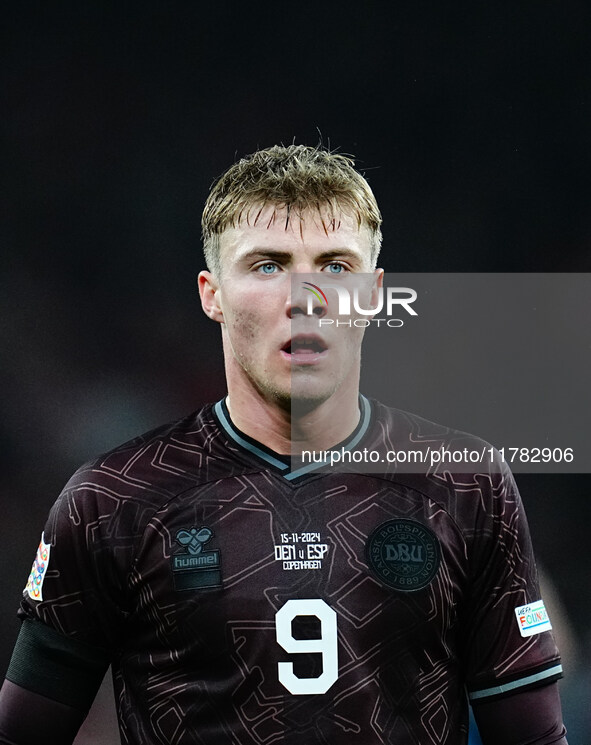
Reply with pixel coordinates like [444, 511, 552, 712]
[225, 385, 361, 456]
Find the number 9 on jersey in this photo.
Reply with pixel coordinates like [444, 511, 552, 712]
[275, 598, 339, 695]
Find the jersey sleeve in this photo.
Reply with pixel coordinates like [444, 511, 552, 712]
[472, 682, 567, 744]
[18, 462, 139, 649]
[462, 462, 563, 703]
[0, 679, 88, 744]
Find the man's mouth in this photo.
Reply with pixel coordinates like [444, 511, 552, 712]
[282, 335, 328, 364]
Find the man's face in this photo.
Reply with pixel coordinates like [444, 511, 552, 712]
[199, 205, 381, 410]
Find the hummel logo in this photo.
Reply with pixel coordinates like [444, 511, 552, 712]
[172, 526, 221, 591]
[175, 527, 213, 555]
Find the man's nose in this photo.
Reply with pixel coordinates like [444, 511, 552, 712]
[287, 280, 328, 318]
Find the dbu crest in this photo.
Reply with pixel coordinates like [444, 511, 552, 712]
[366, 519, 440, 592]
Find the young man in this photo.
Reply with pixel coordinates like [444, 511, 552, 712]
[0, 145, 567, 744]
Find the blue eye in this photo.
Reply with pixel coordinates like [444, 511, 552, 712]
[326, 263, 345, 274]
[258, 263, 278, 274]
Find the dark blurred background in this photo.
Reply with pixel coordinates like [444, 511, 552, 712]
[1, 2, 590, 741]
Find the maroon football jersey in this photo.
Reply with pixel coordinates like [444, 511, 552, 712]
[18, 397, 562, 744]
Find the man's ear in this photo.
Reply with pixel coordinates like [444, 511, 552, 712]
[371, 268, 384, 306]
[198, 271, 224, 323]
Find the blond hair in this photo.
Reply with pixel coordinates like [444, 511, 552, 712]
[202, 144, 382, 275]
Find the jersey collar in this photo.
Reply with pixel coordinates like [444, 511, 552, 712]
[213, 395, 373, 481]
